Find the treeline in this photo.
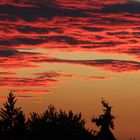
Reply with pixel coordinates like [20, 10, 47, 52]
[0, 92, 116, 140]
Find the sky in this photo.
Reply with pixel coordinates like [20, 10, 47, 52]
[0, 0, 140, 139]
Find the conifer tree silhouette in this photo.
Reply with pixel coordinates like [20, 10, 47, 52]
[92, 99, 116, 140]
[0, 92, 26, 139]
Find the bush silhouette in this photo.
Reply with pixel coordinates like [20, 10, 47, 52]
[92, 99, 116, 140]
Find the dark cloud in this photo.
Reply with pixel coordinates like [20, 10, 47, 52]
[0, 3, 87, 21]
[101, 1, 140, 14]
[0, 13, 18, 22]
[49, 36, 92, 45]
[32, 58, 140, 73]
[0, 35, 92, 46]
[0, 37, 46, 46]
[128, 39, 138, 44]
[92, 41, 126, 47]
[80, 40, 125, 49]
[125, 47, 140, 55]
[81, 59, 140, 73]
[102, 17, 132, 25]
[95, 35, 104, 40]
[0, 49, 39, 57]
[0, 49, 45, 69]
[34, 71, 74, 79]
[0, 23, 63, 34]
[106, 31, 132, 39]
[0, 76, 57, 87]
[81, 41, 127, 49]
[0, 49, 19, 57]
[80, 27, 105, 32]
[107, 31, 130, 36]
[132, 32, 140, 38]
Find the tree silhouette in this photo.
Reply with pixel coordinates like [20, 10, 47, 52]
[0, 92, 26, 139]
[28, 105, 94, 140]
[0, 92, 120, 140]
[92, 99, 116, 140]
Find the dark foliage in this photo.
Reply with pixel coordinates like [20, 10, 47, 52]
[28, 104, 94, 140]
[0, 92, 117, 140]
[92, 99, 116, 140]
[0, 92, 27, 140]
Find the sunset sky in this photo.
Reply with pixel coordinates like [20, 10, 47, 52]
[0, 0, 140, 139]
